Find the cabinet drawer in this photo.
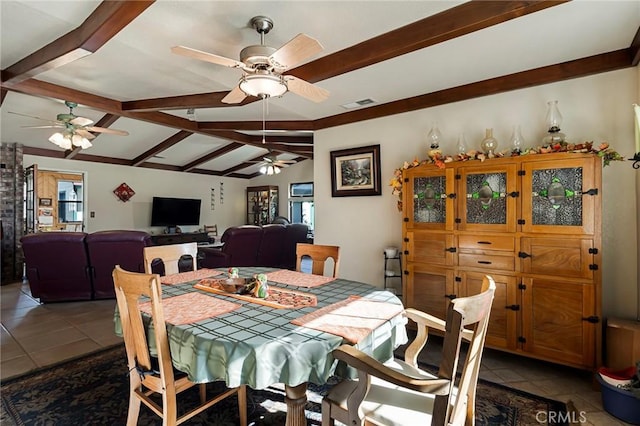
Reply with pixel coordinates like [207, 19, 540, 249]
[458, 235, 515, 252]
[458, 253, 515, 271]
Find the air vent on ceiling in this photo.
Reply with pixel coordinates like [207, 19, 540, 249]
[340, 98, 377, 109]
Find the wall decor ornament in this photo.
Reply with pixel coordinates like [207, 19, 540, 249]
[113, 182, 135, 202]
[210, 187, 215, 210]
[330, 144, 381, 197]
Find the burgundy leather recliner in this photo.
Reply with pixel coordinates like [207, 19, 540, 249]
[21, 232, 93, 303]
[256, 224, 287, 267]
[200, 225, 263, 268]
[85, 230, 152, 299]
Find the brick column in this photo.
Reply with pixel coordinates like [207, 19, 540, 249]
[0, 143, 24, 284]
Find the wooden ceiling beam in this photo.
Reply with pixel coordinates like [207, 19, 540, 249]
[131, 130, 193, 167]
[198, 120, 315, 131]
[314, 49, 633, 130]
[121, 91, 256, 111]
[1, 1, 154, 84]
[181, 142, 244, 172]
[220, 153, 268, 176]
[630, 26, 640, 66]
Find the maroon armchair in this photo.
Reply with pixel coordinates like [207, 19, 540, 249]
[256, 224, 287, 267]
[85, 230, 152, 299]
[200, 225, 263, 268]
[21, 232, 93, 303]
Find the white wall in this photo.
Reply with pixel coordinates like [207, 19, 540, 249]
[314, 68, 638, 320]
[23, 156, 250, 235]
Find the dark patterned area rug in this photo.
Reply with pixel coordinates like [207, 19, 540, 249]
[1, 345, 568, 425]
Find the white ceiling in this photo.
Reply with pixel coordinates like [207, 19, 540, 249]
[1, 1, 638, 177]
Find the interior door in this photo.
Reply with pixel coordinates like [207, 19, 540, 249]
[24, 164, 37, 234]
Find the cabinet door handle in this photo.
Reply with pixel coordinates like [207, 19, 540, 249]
[444, 294, 457, 300]
[477, 241, 492, 245]
[518, 251, 532, 258]
[445, 247, 457, 253]
[582, 316, 600, 323]
[505, 304, 520, 311]
[477, 260, 492, 264]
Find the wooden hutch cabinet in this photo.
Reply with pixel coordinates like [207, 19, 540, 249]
[246, 185, 279, 225]
[402, 153, 602, 369]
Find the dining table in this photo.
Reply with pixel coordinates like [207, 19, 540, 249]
[115, 266, 408, 426]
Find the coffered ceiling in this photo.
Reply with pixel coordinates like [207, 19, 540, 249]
[1, 1, 638, 178]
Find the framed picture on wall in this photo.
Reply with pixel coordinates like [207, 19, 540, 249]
[330, 144, 381, 197]
[39, 198, 52, 207]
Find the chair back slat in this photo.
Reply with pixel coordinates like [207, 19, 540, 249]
[443, 275, 496, 425]
[295, 243, 340, 277]
[113, 265, 175, 386]
[143, 242, 198, 275]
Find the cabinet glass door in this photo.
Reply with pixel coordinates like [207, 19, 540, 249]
[458, 163, 518, 232]
[403, 167, 454, 230]
[521, 156, 597, 235]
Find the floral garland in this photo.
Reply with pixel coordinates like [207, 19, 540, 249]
[390, 141, 623, 209]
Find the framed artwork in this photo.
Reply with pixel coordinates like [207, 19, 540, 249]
[39, 198, 52, 207]
[330, 144, 381, 197]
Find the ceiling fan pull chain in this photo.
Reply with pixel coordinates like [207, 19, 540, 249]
[262, 95, 267, 144]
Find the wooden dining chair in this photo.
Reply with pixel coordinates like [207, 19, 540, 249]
[143, 242, 198, 275]
[113, 265, 247, 426]
[296, 243, 340, 277]
[322, 275, 496, 426]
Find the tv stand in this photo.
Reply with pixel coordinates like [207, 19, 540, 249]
[151, 232, 209, 246]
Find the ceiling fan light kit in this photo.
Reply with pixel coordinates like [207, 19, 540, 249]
[260, 164, 281, 175]
[48, 132, 92, 150]
[239, 73, 287, 98]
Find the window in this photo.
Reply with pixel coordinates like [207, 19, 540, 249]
[57, 180, 83, 223]
[289, 182, 314, 231]
[290, 182, 313, 197]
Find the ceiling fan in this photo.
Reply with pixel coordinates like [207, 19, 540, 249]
[251, 152, 297, 175]
[10, 101, 129, 150]
[171, 16, 330, 104]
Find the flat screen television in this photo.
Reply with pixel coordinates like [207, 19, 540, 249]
[150, 196, 201, 227]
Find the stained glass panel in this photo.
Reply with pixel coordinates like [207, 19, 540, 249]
[413, 176, 446, 223]
[531, 167, 583, 226]
[466, 172, 507, 224]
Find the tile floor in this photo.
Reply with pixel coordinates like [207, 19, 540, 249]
[0, 280, 630, 425]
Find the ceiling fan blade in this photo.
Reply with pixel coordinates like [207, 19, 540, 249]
[9, 111, 61, 125]
[21, 125, 64, 129]
[222, 85, 248, 104]
[171, 45, 244, 68]
[285, 76, 330, 103]
[75, 129, 96, 140]
[70, 116, 93, 126]
[85, 126, 129, 136]
[269, 33, 323, 70]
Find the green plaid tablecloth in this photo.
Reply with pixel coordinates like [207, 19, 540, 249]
[115, 267, 408, 390]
